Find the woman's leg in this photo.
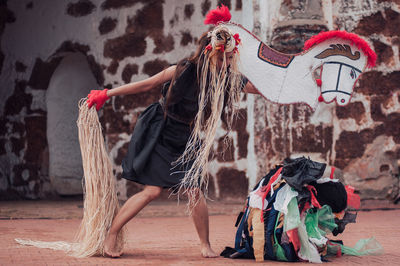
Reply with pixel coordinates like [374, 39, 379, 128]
[104, 185, 162, 257]
[190, 190, 218, 258]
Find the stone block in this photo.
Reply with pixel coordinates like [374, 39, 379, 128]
[216, 167, 248, 199]
[50, 175, 83, 195]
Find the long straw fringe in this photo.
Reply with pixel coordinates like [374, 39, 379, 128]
[174, 48, 243, 211]
[15, 99, 125, 258]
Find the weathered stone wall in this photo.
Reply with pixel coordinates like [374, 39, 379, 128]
[252, 0, 400, 201]
[332, 0, 400, 200]
[0, 0, 249, 200]
[0, 0, 398, 202]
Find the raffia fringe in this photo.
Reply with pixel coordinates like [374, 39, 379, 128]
[15, 99, 125, 258]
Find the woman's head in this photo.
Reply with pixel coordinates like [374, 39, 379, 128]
[190, 25, 240, 71]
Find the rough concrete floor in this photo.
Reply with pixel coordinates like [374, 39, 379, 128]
[0, 200, 399, 265]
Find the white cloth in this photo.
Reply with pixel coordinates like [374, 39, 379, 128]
[273, 184, 298, 215]
[248, 179, 267, 210]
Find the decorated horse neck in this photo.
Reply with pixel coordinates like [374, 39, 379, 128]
[224, 23, 376, 110]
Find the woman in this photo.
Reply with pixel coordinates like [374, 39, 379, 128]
[87, 12, 259, 258]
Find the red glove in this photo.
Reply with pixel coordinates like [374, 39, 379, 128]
[87, 89, 109, 111]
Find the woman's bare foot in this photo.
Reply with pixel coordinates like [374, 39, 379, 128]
[103, 232, 122, 258]
[201, 244, 218, 258]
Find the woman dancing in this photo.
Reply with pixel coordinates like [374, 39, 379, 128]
[87, 5, 258, 258]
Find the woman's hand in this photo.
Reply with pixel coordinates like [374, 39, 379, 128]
[87, 89, 110, 110]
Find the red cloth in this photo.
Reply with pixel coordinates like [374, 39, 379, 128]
[306, 185, 322, 209]
[345, 185, 361, 209]
[87, 89, 109, 111]
[260, 167, 283, 222]
[330, 166, 336, 179]
[286, 228, 301, 252]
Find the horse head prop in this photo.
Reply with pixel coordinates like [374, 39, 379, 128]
[226, 24, 376, 110]
[303, 31, 376, 107]
[204, 5, 377, 110]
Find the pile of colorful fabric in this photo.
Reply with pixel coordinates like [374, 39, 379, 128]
[221, 157, 383, 263]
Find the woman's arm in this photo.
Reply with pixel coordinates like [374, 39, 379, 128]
[107, 65, 176, 97]
[242, 81, 259, 94]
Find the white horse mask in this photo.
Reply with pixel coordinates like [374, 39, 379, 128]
[315, 42, 364, 106]
[223, 23, 376, 110]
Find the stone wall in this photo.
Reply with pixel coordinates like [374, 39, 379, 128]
[333, 0, 400, 200]
[252, 0, 400, 201]
[0, 0, 399, 202]
[0, 0, 249, 200]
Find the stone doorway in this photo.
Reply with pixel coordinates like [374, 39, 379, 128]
[46, 52, 98, 195]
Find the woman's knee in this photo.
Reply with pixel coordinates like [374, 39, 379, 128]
[142, 185, 162, 201]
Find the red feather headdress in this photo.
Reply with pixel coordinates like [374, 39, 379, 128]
[204, 4, 231, 25]
[303, 30, 377, 68]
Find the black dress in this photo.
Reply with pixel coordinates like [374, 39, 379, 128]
[121, 60, 199, 188]
[121, 60, 248, 188]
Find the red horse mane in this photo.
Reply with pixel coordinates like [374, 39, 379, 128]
[303, 30, 377, 68]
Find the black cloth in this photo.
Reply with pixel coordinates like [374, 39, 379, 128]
[121, 60, 247, 188]
[313, 181, 347, 213]
[281, 157, 326, 192]
[162, 61, 249, 124]
[121, 102, 194, 188]
[121, 61, 198, 188]
[281, 157, 326, 209]
[332, 211, 357, 236]
[161, 61, 200, 124]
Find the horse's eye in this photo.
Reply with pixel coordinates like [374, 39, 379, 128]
[350, 68, 356, 79]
